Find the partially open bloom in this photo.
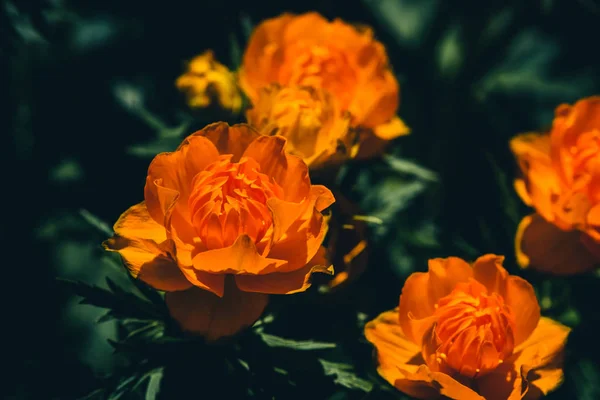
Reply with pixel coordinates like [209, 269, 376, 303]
[103, 123, 335, 341]
[365, 255, 570, 400]
[511, 96, 600, 275]
[239, 12, 409, 150]
[176, 50, 242, 113]
[246, 84, 356, 169]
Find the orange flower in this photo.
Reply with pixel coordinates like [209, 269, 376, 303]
[239, 12, 409, 146]
[176, 50, 242, 113]
[103, 123, 335, 341]
[365, 255, 570, 400]
[511, 96, 600, 275]
[246, 84, 357, 169]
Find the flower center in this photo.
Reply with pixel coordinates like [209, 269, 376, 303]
[425, 279, 516, 378]
[188, 155, 284, 250]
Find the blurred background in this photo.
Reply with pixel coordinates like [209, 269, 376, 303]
[5, 0, 600, 398]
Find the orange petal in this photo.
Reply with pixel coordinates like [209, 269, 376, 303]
[397, 365, 485, 400]
[505, 275, 540, 346]
[372, 116, 411, 140]
[235, 246, 333, 294]
[165, 277, 269, 341]
[192, 234, 288, 275]
[472, 254, 508, 296]
[363, 309, 424, 389]
[199, 123, 261, 162]
[426, 257, 473, 306]
[477, 317, 570, 400]
[398, 273, 436, 345]
[509, 133, 560, 222]
[177, 267, 226, 297]
[103, 202, 192, 292]
[267, 210, 327, 273]
[144, 133, 220, 224]
[515, 213, 598, 275]
[242, 135, 311, 202]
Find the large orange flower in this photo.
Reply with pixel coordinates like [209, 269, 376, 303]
[365, 255, 570, 400]
[511, 96, 600, 275]
[239, 12, 409, 145]
[246, 84, 356, 169]
[103, 123, 335, 341]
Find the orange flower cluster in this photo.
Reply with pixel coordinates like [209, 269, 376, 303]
[365, 255, 570, 400]
[511, 96, 600, 275]
[177, 12, 409, 169]
[104, 123, 334, 341]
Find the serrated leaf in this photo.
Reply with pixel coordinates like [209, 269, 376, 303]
[57, 278, 163, 321]
[79, 209, 113, 236]
[318, 359, 373, 393]
[257, 332, 336, 350]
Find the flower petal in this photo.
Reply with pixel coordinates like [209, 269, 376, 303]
[472, 254, 508, 296]
[510, 133, 561, 222]
[364, 309, 422, 383]
[516, 213, 598, 275]
[372, 116, 411, 140]
[144, 133, 220, 225]
[477, 317, 569, 400]
[242, 135, 311, 202]
[103, 203, 192, 291]
[199, 123, 260, 162]
[234, 246, 333, 294]
[191, 234, 287, 275]
[397, 365, 485, 400]
[426, 257, 473, 306]
[398, 273, 436, 345]
[165, 278, 269, 342]
[505, 275, 540, 346]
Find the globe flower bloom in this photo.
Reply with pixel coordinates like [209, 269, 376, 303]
[176, 50, 242, 113]
[246, 84, 356, 169]
[511, 96, 600, 275]
[103, 123, 335, 341]
[239, 12, 409, 150]
[365, 255, 570, 400]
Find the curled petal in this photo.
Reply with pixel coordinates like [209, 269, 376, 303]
[102, 202, 191, 291]
[472, 254, 508, 296]
[398, 273, 436, 345]
[144, 134, 220, 225]
[198, 123, 261, 162]
[426, 257, 473, 307]
[235, 246, 333, 294]
[243, 135, 311, 202]
[166, 278, 269, 341]
[516, 213, 598, 275]
[192, 234, 287, 275]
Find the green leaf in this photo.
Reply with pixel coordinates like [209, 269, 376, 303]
[318, 359, 373, 393]
[256, 331, 336, 350]
[57, 277, 164, 321]
[144, 368, 164, 400]
[383, 155, 438, 182]
[79, 209, 113, 236]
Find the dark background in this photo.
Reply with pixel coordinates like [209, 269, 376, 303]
[5, 0, 600, 398]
